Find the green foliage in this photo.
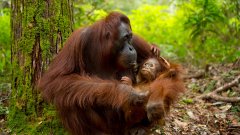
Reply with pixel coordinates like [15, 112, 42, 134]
[8, 102, 67, 134]
[74, 0, 108, 28]
[0, 104, 8, 116]
[184, 0, 225, 40]
[231, 104, 240, 113]
[128, 5, 190, 61]
[181, 98, 194, 104]
[73, 0, 239, 64]
[0, 8, 10, 46]
[0, 8, 11, 81]
[182, 0, 239, 64]
[127, 1, 239, 65]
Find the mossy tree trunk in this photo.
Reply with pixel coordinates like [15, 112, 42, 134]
[10, 0, 73, 134]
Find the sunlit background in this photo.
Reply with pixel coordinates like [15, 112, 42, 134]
[0, 0, 239, 134]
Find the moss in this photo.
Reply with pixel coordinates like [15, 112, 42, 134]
[9, 0, 72, 134]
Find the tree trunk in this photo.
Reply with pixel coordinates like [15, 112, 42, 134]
[9, 0, 73, 134]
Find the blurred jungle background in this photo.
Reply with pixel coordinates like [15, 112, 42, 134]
[0, 0, 239, 134]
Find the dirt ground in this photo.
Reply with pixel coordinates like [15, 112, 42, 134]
[154, 63, 240, 135]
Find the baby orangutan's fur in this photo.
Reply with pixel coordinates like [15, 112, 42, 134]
[147, 62, 185, 122]
[122, 57, 185, 133]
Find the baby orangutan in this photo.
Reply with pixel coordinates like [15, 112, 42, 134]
[121, 57, 169, 86]
[121, 56, 185, 129]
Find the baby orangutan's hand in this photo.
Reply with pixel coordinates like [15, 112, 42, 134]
[121, 76, 133, 86]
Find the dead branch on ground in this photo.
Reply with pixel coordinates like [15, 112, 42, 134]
[195, 75, 240, 103]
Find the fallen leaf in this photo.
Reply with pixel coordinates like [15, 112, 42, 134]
[212, 101, 225, 106]
[222, 91, 228, 97]
[231, 118, 239, 125]
[215, 113, 226, 119]
[187, 111, 199, 121]
[219, 104, 232, 112]
[174, 119, 188, 129]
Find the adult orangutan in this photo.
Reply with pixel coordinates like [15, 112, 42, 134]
[38, 12, 160, 135]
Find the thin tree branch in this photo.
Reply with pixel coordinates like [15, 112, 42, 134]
[195, 75, 240, 103]
[214, 75, 240, 93]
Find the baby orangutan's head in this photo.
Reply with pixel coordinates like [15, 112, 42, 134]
[139, 57, 170, 82]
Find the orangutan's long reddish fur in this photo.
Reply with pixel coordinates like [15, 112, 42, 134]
[38, 12, 156, 135]
[132, 60, 185, 130]
[149, 63, 185, 113]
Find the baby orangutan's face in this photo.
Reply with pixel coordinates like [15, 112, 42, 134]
[140, 58, 161, 82]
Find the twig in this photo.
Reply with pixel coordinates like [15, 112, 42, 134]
[185, 71, 205, 79]
[195, 75, 240, 103]
[213, 75, 240, 93]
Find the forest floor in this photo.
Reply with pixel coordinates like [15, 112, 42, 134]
[157, 62, 240, 135]
[0, 62, 240, 135]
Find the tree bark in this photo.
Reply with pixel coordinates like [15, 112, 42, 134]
[10, 0, 73, 134]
